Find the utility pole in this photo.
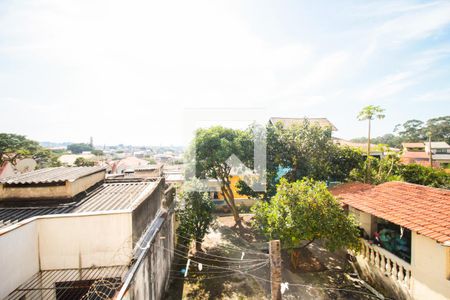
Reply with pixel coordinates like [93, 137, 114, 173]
[428, 133, 433, 168]
[269, 240, 282, 300]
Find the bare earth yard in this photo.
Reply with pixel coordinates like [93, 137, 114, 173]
[165, 214, 379, 300]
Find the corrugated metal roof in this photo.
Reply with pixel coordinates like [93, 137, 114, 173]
[270, 117, 338, 131]
[0, 179, 159, 229]
[6, 265, 128, 300]
[74, 181, 157, 212]
[0, 166, 106, 185]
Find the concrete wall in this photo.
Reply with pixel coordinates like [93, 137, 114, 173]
[38, 213, 133, 270]
[0, 222, 39, 300]
[0, 183, 69, 200]
[353, 248, 412, 300]
[349, 207, 376, 238]
[0, 212, 133, 299]
[67, 171, 105, 196]
[121, 210, 175, 300]
[0, 170, 105, 201]
[132, 180, 163, 245]
[411, 232, 450, 300]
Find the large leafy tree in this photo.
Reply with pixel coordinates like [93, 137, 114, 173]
[0, 133, 59, 168]
[189, 126, 253, 227]
[176, 179, 215, 251]
[238, 121, 363, 200]
[394, 119, 425, 142]
[426, 116, 450, 144]
[357, 105, 385, 182]
[252, 178, 360, 265]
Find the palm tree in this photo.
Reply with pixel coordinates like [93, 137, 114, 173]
[357, 105, 385, 182]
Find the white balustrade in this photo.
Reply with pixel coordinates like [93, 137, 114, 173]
[360, 239, 412, 289]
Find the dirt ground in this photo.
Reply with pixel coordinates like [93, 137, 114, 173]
[165, 214, 379, 300]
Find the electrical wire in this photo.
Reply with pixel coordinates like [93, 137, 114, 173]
[174, 231, 269, 257]
[160, 243, 390, 300]
[174, 240, 268, 263]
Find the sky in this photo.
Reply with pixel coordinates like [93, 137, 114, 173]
[1, 0, 450, 146]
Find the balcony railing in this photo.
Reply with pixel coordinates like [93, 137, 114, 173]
[360, 239, 412, 290]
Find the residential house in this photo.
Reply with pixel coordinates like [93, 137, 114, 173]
[401, 142, 450, 168]
[426, 142, 450, 168]
[0, 166, 176, 300]
[401, 143, 431, 167]
[331, 182, 450, 300]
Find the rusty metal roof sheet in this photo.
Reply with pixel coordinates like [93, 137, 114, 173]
[0, 166, 106, 185]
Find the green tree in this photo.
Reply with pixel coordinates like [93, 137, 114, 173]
[252, 178, 360, 265]
[189, 126, 253, 227]
[357, 105, 385, 182]
[394, 119, 425, 142]
[91, 149, 104, 156]
[350, 150, 402, 184]
[400, 164, 450, 189]
[74, 157, 95, 167]
[351, 133, 403, 148]
[67, 143, 93, 154]
[176, 179, 215, 251]
[426, 116, 450, 144]
[0, 133, 60, 168]
[238, 121, 363, 200]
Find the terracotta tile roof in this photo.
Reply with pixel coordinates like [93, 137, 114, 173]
[401, 151, 429, 159]
[329, 182, 373, 196]
[402, 142, 425, 148]
[335, 181, 450, 243]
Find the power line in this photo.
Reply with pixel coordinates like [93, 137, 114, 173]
[160, 242, 389, 300]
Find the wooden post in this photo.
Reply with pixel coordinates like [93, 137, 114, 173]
[269, 240, 282, 300]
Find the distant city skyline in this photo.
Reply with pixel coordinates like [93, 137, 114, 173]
[1, 0, 450, 145]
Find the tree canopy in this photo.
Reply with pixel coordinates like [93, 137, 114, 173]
[0, 133, 59, 168]
[176, 179, 215, 251]
[252, 178, 360, 252]
[74, 157, 95, 167]
[238, 121, 364, 200]
[188, 126, 254, 227]
[67, 143, 93, 154]
[353, 115, 450, 147]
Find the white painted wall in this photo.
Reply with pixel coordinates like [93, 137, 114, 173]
[0, 212, 133, 299]
[411, 232, 450, 300]
[38, 213, 133, 269]
[0, 222, 39, 299]
[349, 207, 376, 238]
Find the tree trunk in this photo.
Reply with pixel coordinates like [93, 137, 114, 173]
[221, 184, 242, 228]
[195, 239, 203, 252]
[366, 119, 371, 183]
